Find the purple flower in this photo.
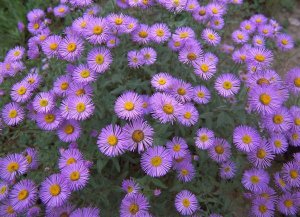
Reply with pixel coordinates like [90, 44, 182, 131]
[219, 161, 236, 179]
[87, 47, 112, 74]
[173, 27, 195, 42]
[175, 190, 199, 216]
[268, 133, 288, 154]
[10, 179, 38, 212]
[214, 73, 240, 97]
[70, 207, 100, 217]
[150, 23, 171, 43]
[72, 64, 96, 84]
[247, 47, 273, 68]
[285, 67, 300, 96]
[248, 140, 274, 168]
[166, 137, 189, 159]
[58, 35, 84, 62]
[121, 178, 140, 195]
[177, 103, 199, 126]
[10, 82, 32, 103]
[27, 9, 45, 22]
[32, 92, 55, 113]
[61, 162, 89, 191]
[41, 35, 61, 58]
[176, 163, 195, 182]
[170, 79, 194, 103]
[232, 30, 249, 44]
[131, 24, 151, 44]
[178, 43, 202, 65]
[193, 85, 211, 104]
[120, 193, 150, 217]
[123, 119, 154, 153]
[53, 5, 69, 17]
[195, 128, 215, 150]
[0, 182, 9, 201]
[23, 148, 39, 170]
[276, 33, 294, 51]
[84, 17, 110, 44]
[97, 124, 127, 157]
[240, 20, 256, 34]
[69, 0, 93, 7]
[208, 138, 231, 163]
[0, 153, 27, 182]
[233, 125, 261, 153]
[274, 172, 291, 192]
[0, 200, 19, 217]
[251, 198, 274, 217]
[262, 107, 293, 133]
[1, 102, 25, 126]
[68, 96, 95, 120]
[193, 57, 217, 80]
[53, 75, 72, 97]
[140, 47, 157, 65]
[23, 72, 42, 90]
[46, 203, 75, 217]
[57, 120, 81, 143]
[58, 148, 84, 170]
[202, 28, 221, 46]
[6, 46, 25, 61]
[141, 146, 172, 177]
[277, 192, 299, 215]
[114, 91, 143, 120]
[253, 35, 265, 47]
[242, 169, 269, 192]
[151, 72, 173, 91]
[66, 82, 93, 98]
[282, 162, 300, 187]
[127, 50, 144, 68]
[39, 174, 70, 208]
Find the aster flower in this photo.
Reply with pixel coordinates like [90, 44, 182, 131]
[41, 35, 61, 58]
[53, 75, 72, 97]
[268, 133, 288, 154]
[58, 148, 84, 170]
[176, 163, 195, 182]
[84, 5, 101, 16]
[242, 169, 269, 192]
[53, 4, 69, 17]
[178, 43, 202, 65]
[66, 82, 93, 97]
[208, 138, 231, 163]
[58, 35, 84, 62]
[171, 79, 194, 103]
[122, 178, 140, 195]
[290, 106, 300, 130]
[27, 9, 45, 22]
[250, 14, 268, 26]
[274, 172, 291, 192]
[10, 179, 37, 212]
[168, 37, 184, 51]
[277, 192, 299, 216]
[69, 0, 93, 7]
[253, 35, 265, 47]
[107, 13, 127, 33]
[285, 67, 300, 95]
[0, 200, 18, 217]
[195, 128, 215, 150]
[175, 190, 198, 216]
[246, 70, 281, 88]
[36, 109, 63, 131]
[72, 64, 96, 84]
[87, 47, 112, 74]
[57, 120, 81, 143]
[68, 96, 95, 121]
[6, 46, 25, 61]
[288, 128, 300, 147]
[24, 72, 42, 89]
[219, 161, 236, 179]
[72, 16, 90, 35]
[140, 47, 157, 65]
[192, 6, 209, 23]
[166, 137, 188, 159]
[173, 150, 193, 170]
[61, 162, 89, 191]
[0, 153, 28, 181]
[40, 174, 70, 208]
[84, 17, 110, 44]
[177, 103, 199, 126]
[106, 35, 120, 48]
[173, 27, 195, 42]
[151, 72, 173, 91]
[232, 30, 249, 44]
[28, 21, 46, 35]
[262, 107, 293, 133]
[185, 0, 199, 12]
[26, 206, 41, 217]
[150, 92, 183, 124]
[193, 85, 211, 104]
[150, 23, 171, 43]
[141, 146, 172, 177]
[248, 47, 273, 68]
[127, 50, 144, 68]
[70, 207, 100, 217]
[276, 33, 294, 51]
[214, 73, 241, 97]
[163, 0, 187, 12]
[282, 162, 300, 187]
[193, 57, 217, 80]
[248, 141, 275, 168]
[10, 82, 32, 103]
[120, 193, 150, 217]
[232, 47, 248, 64]
[32, 92, 55, 113]
[23, 148, 39, 170]
[255, 186, 277, 203]
[0, 182, 9, 201]
[123, 119, 154, 153]
[123, 16, 139, 34]
[202, 28, 221, 46]
[258, 24, 274, 38]
[97, 124, 127, 157]
[1, 102, 25, 126]
[114, 91, 143, 120]
[233, 125, 261, 153]
[248, 85, 283, 115]
[240, 20, 256, 34]
[46, 203, 75, 217]
[131, 24, 151, 44]
[251, 198, 275, 217]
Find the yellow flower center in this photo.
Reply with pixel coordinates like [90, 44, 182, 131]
[0, 186, 7, 195]
[27, 78, 35, 84]
[163, 104, 174, 114]
[181, 169, 189, 176]
[70, 171, 80, 181]
[76, 102, 86, 113]
[80, 70, 90, 78]
[237, 34, 244, 40]
[33, 23, 39, 30]
[177, 87, 186, 96]
[197, 91, 205, 98]
[49, 184, 61, 196]
[274, 140, 282, 148]
[284, 199, 293, 208]
[64, 125, 74, 134]
[67, 43, 77, 52]
[250, 175, 260, 184]
[179, 32, 189, 39]
[262, 29, 268, 34]
[124, 101, 134, 111]
[8, 110, 18, 118]
[39, 99, 49, 107]
[107, 135, 118, 146]
[39, 35, 46, 41]
[200, 64, 209, 72]
[66, 157, 76, 165]
[173, 144, 181, 152]
[294, 77, 300, 87]
[95, 54, 104, 64]
[127, 186, 133, 193]
[18, 189, 29, 201]
[257, 149, 266, 159]
[212, 8, 218, 14]
[259, 93, 271, 105]
[142, 102, 148, 108]
[187, 53, 197, 60]
[182, 198, 190, 208]
[259, 205, 267, 213]
[184, 112, 191, 119]
[26, 155, 32, 164]
[93, 26, 103, 35]
[257, 78, 270, 85]
[75, 89, 85, 96]
[208, 33, 215, 40]
[129, 203, 139, 215]
[49, 43, 58, 51]
[290, 170, 298, 179]
[281, 39, 288, 45]
[255, 54, 266, 62]
[14, 50, 21, 57]
[292, 133, 299, 140]
[273, 114, 283, 124]
[6, 206, 14, 214]
[80, 21, 87, 28]
[151, 156, 162, 167]
[174, 41, 181, 47]
[60, 82, 69, 90]
[245, 24, 251, 30]
[138, 31, 148, 38]
[132, 130, 144, 143]
[158, 78, 166, 85]
[115, 18, 123, 25]
[215, 145, 224, 154]
[44, 114, 55, 123]
[294, 118, 300, 126]
[242, 135, 252, 144]
[199, 9, 206, 16]
[7, 162, 19, 173]
[156, 29, 165, 37]
[200, 134, 208, 142]
[17, 86, 27, 95]
[240, 55, 246, 61]
[224, 167, 231, 172]
[222, 81, 233, 90]
[58, 7, 65, 13]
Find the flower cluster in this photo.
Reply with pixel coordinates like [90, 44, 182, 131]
[0, 0, 299, 216]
